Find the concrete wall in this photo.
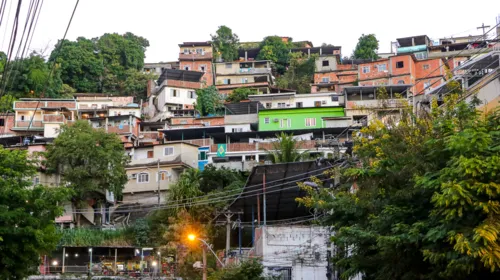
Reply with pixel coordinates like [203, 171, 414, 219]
[224, 124, 252, 133]
[108, 108, 141, 118]
[258, 107, 344, 131]
[256, 226, 330, 280]
[43, 123, 61, 138]
[156, 86, 197, 111]
[77, 100, 113, 109]
[316, 56, 338, 72]
[225, 114, 258, 125]
[251, 93, 340, 109]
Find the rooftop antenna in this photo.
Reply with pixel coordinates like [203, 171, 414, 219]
[477, 23, 491, 40]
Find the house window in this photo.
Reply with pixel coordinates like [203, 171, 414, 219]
[199, 151, 207, 161]
[322, 60, 329, 67]
[305, 118, 316, 127]
[296, 102, 303, 108]
[225, 63, 232, 69]
[397, 80, 405, 84]
[170, 89, 178, 97]
[164, 146, 174, 156]
[377, 64, 387, 72]
[183, 49, 189, 54]
[158, 171, 168, 181]
[277, 103, 286, 108]
[265, 103, 272, 109]
[362, 66, 370, 73]
[184, 66, 190, 71]
[223, 79, 231, 85]
[199, 65, 206, 72]
[196, 48, 203, 54]
[331, 96, 339, 102]
[189, 91, 197, 99]
[264, 117, 270, 124]
[280, 119, 291, 128]
[414, 52, 428, 60]
[21, 115, 25, 121]
[424, 81, 431, 90]
[314, 101, 321, 107]
[0, 119, 4, 126]
[241, 78, 248, 83]
[232, 128, 243, 132]
[321, 77, 329, 83]
[32, 177, 40, 185]
[138, 173, 149, 183]
[147, 151, 154, 158]
[396, 61, 404, 68]
[423, 64, 430, 70]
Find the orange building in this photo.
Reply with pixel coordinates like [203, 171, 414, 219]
[178, 42, 214, 86]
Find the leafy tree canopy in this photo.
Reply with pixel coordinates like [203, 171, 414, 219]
[208, 260, 267, 280]
[50, 32, 155, 99]
[257, 36, 292, 75]
[353, 34, 379, 60]
[225, 87, 256, 103]
[211, 25, 240, 62]
[276, 52, 316, 93]
[196, 85, 225, 116]
[45, 121, 128, 226]
[297, 96, 500, 280]
[0, 147, 70, 278]
[263, 132, 309, 163]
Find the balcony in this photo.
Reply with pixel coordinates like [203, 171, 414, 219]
[107, 125, 131, 134]
[139, 131, 161, 141]
[179, 52, 213, 60]
[43, 114, 66, 123]
[239, 68, 271, 74]
[164, 138, 210, 147]
[346, 99, 409, 110]
[14, 120, 43, 129]
[209, 140, 320, 153]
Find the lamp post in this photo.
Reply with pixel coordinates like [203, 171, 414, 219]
[88, 248, 93, 276]
[188, 234, 225, 280]
[157, 251, 161, 276]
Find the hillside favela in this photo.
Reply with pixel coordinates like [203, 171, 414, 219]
[0, 1, 500, 279]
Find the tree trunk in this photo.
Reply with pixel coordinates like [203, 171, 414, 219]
[77, 213, 81, 227]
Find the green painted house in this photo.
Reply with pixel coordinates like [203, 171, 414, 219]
[258, 107, 345, 131]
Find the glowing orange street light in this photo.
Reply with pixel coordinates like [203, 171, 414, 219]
[188, 234, 196, 241]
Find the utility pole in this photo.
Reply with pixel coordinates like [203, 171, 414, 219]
[157, 159, 161, 207]
[202, 245, 207, 280]
[216, 210, 243, 265]
[477, 23, 491, 40]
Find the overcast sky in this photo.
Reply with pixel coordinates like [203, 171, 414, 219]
[1, 0, 499, 63]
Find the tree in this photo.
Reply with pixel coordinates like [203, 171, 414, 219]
[353, 34, 379, 60]
[211, 26, 240, 62]
[196, 85, 224, 116]
[0, 95, 16, 112]
[276, 52, 316, 93]
[297, 96, 500, 279]
[208, 260, 266, 280]
[226, 88, 256, 103]
[45, 121, 128, 227]
[263, 132, 308, 163]
[321, 43, 335, 47]
[199, 165, 246, 193]
[0, 147, 70, 278]
[51, 32, 152, 98]
[257, 36, 292, 75]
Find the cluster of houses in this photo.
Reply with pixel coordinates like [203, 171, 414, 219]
[2, 31, 500, 279]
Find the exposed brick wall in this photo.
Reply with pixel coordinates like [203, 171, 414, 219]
[391, 75, 413, 86]
[415, 77, 444, 94]
[337, 64, 358, 71]
[171, 117, 196, 125]
[110, 96, 134, 105]
[390, 55, 413, 77]
[415, 59, 443, 79]
[195, 116, 224, 126]
[314, 72, 339, 84]
[0, 114, 14, 133]
[166, 79, 203, 89]
[178, 61, 214, 86]
[15, 101, 40, 108]
[47, 101, 76, 109]
[358, 61, 389, 81]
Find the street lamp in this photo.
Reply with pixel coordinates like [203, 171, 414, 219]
[88, 248, 93, 275]
[52, 260, 58, 266]
[187, 234, 224, 280]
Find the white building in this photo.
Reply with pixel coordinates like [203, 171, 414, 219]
[248, 92, 342, 109]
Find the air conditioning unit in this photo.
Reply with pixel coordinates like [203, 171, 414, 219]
[130, 173, 137, 179]
[273, 118, 279, 122]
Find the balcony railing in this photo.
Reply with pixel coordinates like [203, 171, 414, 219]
[210, 140, 322, 153]
[108, 125, 131, 134]
[15, 120, 42, 128]
[164, 138, 210, 147]
[42, 114, 66, 123]
[239, 68, 271, 74]
[179, 52, 213, 60]
[346, 99, 409, 110]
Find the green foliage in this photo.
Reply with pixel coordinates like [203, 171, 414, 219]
[51, 32, 154, 99]
[263, 132, 309, 163]
[196, 85, 224, 116]
[58, 228, 133, 247]
[3, 52, 63, 98]
[133, 218, 151, 247]
[226, 87, 256, 103]
[353, 34, 379, 60]
[45, 121, 128, 226]
[0, 147, 70, 278]
[208, 260, 266, 280]
[0, 94, 16, 112]
[211, 25, 240, 62]
[199, 165, 246, 193]
[276, 52, 316, 93]
[257, 36, 292, 75]
[298, 96, 500, 279]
